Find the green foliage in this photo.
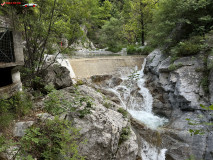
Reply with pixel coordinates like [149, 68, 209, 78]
[0, 92, 33, 130]
[76, 80, 85, 86]
[186, 155, 196, 160]
[126, 69, 140, 88]
[117, 108, 128, 118]
[103, 102, 112, 109]
[122, 0, 159, 45]
[168, 63, 183, 71]
[106, 46, 122, 53]
[44, 84, 55, 93]
[171, 36, 204, 56]
[142, 46, 154, 55]
[17, 117, 85, 160]
[119, 126, 131, 145]
[186, 104, 213, 136]
[127, 45, 154, 55]
[127, 45, 138, 55]
[149, 0, 213, 51]
[100, 17, 126, 49]
[0, 135, 17, 154]
[44, 88, 93, 118]
[4, 0, 96, 89]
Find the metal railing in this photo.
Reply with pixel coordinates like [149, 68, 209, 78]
[0, 27, 15, 63]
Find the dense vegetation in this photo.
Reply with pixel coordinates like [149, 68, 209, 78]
[0, 0, 213, 159]
[1, 0, 212, 72]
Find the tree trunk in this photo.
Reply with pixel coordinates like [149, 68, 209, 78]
[141, 17, 145, 46]
[140, 2, 145, 46]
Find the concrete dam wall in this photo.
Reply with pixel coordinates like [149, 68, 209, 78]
[69, 56, 145, 79]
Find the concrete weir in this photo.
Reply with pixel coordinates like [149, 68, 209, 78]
[69, 56, 145, 79]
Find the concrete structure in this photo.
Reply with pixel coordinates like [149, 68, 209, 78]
[0, 16, 24, 98]
[69, 56, 145, 79]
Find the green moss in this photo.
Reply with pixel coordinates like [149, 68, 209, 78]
[103, 102, 112, 108]
[76, 80, 84, 86]
[168, 63, 183, 71]
[117, 108, 128, 118]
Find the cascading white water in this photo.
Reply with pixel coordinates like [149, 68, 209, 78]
[106, 59, 168, 160]
[108, 59, 168, 130]
[141, 138, 167, 160]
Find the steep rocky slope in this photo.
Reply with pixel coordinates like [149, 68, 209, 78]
[145, 49, 213, 160]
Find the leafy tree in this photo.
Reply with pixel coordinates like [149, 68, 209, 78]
[149, 0, 213, 51]
[100, 17, 126, 50]
[122, 0, 159, 45]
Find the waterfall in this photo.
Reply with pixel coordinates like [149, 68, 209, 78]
[108, 59, 168, 130]
[106, 58, 168, 160]
[141, 138, 167, 160]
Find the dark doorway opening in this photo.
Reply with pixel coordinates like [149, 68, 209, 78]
[0, 67, 13, 87]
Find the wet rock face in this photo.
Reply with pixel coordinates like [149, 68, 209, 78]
[146, 50, 210, 113]
[145, 49, 213, 160]
[61, 86, 139, 160]
[91, 75, 113, 83]
[209, 69, 213, 104]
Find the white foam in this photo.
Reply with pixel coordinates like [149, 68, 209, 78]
[128, 110, 168, 130]
[141, 138, 167, 160]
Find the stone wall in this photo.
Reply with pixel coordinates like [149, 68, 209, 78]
[0, 16, 24, 98]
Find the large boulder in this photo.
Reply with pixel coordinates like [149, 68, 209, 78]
[42, 64, 73, 89]
[60, 85, 139, 160]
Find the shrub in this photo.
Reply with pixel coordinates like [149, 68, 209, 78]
[117, 108, 128, 118]
[171, 36, 204, 56]
[106, 46, 122, 53]
[44, 89, 65, 115]
[103, 102, 112, 108]
[0, 91, 33, 130]
[127, 45, 154, 55]
[76, 80, 84, 86]
[127, 45, 138, 55]
[119, 126, 131, 145]
[17, 117, 85, 160]
[44, 89, 93, 118]
[141, 46, 154, 55]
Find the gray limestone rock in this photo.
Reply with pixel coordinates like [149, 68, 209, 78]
[145, 49, 213, 159]
[209, 69, 213, 104]
[60, 85, 139, 160]
[13, 121, 34, 137]
[42, 64, 73, 89]
[146, 49, 165, 75]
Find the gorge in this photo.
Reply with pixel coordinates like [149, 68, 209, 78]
[46, 49, 213, 160]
